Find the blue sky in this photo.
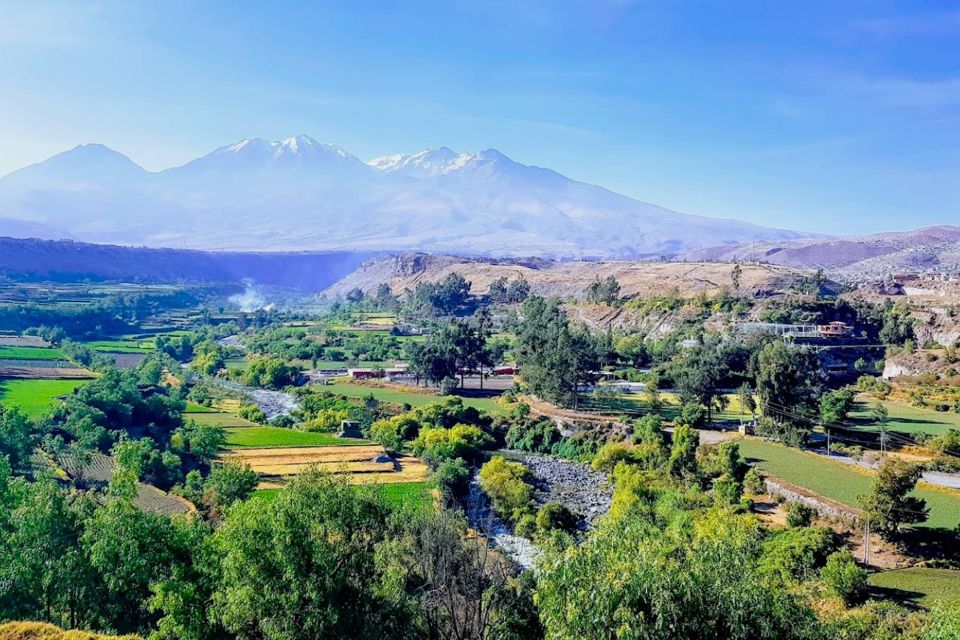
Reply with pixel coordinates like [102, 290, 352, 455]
[1, 0, 958, 235]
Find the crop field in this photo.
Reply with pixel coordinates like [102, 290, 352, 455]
[250, 479, 435, 511]
[0, 378, 87, 418]
[849, 399, 960, 437]
[576, 390, 748, 423]
[737, 438, 960, 529]
[188, 411, 261, 428]
[868, 568, 960, 606]
[222, 441, 429, 485]
[83, 339, 155, 353]
[224, 426, 363, 448]
[0, 346, 67, 360]
[322, 381, 506, 414]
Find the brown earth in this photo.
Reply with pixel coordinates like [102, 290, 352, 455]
[224, 445, 429, 485]
[324, 253, 810, 301]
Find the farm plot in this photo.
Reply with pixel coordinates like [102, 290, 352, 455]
[868, 567, 960, 606]
[224, 426, 361, 448]
[0, 378, 87, 418]
[0, 346, 67, 360]
[323, 381, 506, 415]
[849, 399, 960, 437]
[737, 438, 960, 529]
[222, 443, 429, 485]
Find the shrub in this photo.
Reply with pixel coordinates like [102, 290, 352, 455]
[744, 467, 766, 495]
[412, 424, 492, 467]
[786, 502, 817, 528]
[759, 526, 840, 584]
[434, 457, 471, 498]
[478, 456, 533, 523]
[820, 550, 867, 605]
[536, 503, 579, 534]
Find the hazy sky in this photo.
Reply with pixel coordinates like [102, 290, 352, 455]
[1, 0, 958, 235]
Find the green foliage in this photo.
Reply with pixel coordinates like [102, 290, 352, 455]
[242, 358, 299, 389]
[820, 550, 867, 606]
[755, 341, 821, 444]
[203, 461, 258, 508]
[786, 501, 817, 528]
[513, 296, 601, 408]
[477, 456, 534, 523]
[860, 458, 929, 541]
[583, 275, 621, 304]
[536, 506, 823, 640]
[759, 526, 840, 585]
[744, 466, 766, 495]
[668, 424, 699, 479]
[820, 387, 855, 425]
[207, 471, 416, 640]
[536, 503, 579, 534]
[412, 424, 492, 467]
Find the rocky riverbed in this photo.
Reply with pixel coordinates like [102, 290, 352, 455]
[517, 453, 613, 527]
[209, 378, 299, 420]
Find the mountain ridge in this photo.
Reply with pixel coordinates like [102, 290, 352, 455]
[0, 135, 809, 258]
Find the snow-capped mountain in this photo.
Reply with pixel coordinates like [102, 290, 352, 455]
[0, 136, 810, 257]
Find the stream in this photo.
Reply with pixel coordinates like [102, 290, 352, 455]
[465, 475, 541, 570]
[209, 378, 299, 420]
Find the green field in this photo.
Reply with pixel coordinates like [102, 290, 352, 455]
[849, 399, 960, 437]
[323, 381, 506, 415]
[224, 426, 365, 448]
[83, 339, 154, 353]
[251, 480, 435, 511]
[188, 412, 261, 428]
[0, 346, 67, 360]
[0, 378, 86, 418]
[184, 402, 216, 413]
[378, 480, 436, 511]
[868, 568, 960, 606]
[577, 390, 747, 423]
[737, 438, 960, 529]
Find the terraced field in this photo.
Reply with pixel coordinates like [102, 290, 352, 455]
[224, 426, 361, 448]
[0, 378, 87, 418]
[737, 438, 960, 529]
[0, 346, 67, 360]
[322, 381, 506, 414]
[849, 399, 960, 437]
[868, 567, 960, 606]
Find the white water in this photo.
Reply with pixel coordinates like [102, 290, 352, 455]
[465, 476, 540, 570]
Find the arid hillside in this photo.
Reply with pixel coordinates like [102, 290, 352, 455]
[323, 253, 812, 300]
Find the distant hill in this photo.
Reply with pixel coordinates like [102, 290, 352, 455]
[323, 252, 810, 300]
[0, 237, 374, 292]
[684, 226, 960, 279]
[0, 135, 808, 259]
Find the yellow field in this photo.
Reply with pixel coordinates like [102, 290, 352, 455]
[221, 444, 429, 486]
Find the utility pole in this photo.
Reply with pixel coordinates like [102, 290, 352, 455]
[826, 426, 831, 457]
[863, 516, 870, 565]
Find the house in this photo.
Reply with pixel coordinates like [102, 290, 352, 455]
[817, 321, 850, 338]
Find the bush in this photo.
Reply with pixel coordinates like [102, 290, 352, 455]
[478, 456, 533, 523]
[744, 467, 766, 495]
[786, 502, 817, 528]
[820, 550, 867, 605]
[536, 503, 579, 534]
[759, 526, 840, 584]
[434, 457, 470, 498]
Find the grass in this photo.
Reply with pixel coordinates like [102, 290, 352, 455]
[849, 399, 960, 437]
[868, 568, 960, 606]
[224, 426, 365, 448]
[184, 402, 216, 413]
[323, 381, 506, 415]
[0, 378, 86, 418]
[82, 339, 154, 353]
[250, 480, 435, 511]
[737, 438, 960, 529]
[576, 390, 746, 422]
[0, 346, 67, 360]
[188, 412, 260, 428]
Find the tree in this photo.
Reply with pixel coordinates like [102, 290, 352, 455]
[737, 383, 756, 420]
[203, 461, 258, 508]
[536, 508, 823, 640]
[584, 276, 621, 304]
[820, 550, 867, 605]
[208, 471, 417, 640]
[755, 341, 821, 445]
[513, 297, 600, 408]
[676, 340, 729, 424]
[860, 458, 928, 540]
[819, 388, 855, 426]
[731, 264, 742, 293]
[669, 424, 699, 479]
[0, 405, 34, 471]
